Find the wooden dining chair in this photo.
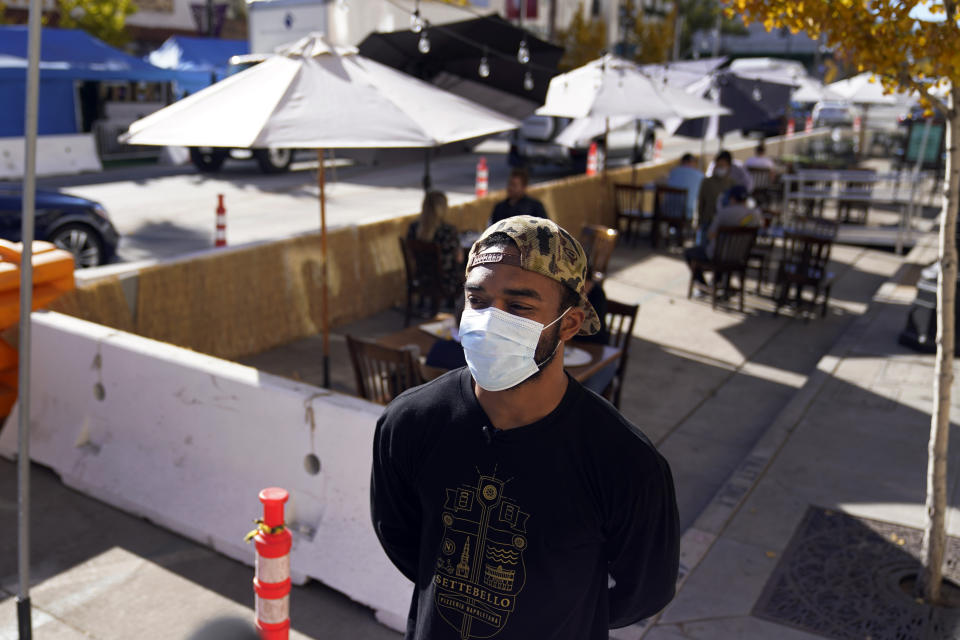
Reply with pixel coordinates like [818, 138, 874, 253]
[613, 184, 653, 245]
[602, 299, 639, 409]
[773, 232, 835, 319]
[836, 169, 876, 225]
[748, 168, 777, 208]
[580, 224, 619, 281]
[346, 335, 424, 405]
[652, 184, 690, 249]
[399, 236, 448, 327]
[686, 227, 759, 312]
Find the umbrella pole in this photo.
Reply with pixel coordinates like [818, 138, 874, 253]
[318, 148, 330, 389]
[18, 0, 42, 637]
[423, 148, 432, 192]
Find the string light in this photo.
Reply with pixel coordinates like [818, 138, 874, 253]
[410, 1, 423, 33]
[524, 71, 534, 91]
[478, 54, 490, 78]
[418, 30, 431, 54]
[517, 39, 530, 64]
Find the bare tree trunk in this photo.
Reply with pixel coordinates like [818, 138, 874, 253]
[547, 0, 557, 42]
[919, 88, 959, 605]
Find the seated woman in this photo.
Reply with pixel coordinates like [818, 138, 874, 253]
[407, 190, 463, 298]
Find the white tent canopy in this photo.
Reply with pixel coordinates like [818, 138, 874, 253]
[536, 54, 730, 122]
[122, 36, 519, 149]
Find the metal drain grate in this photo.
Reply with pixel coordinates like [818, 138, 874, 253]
[753, 506, 960, 640]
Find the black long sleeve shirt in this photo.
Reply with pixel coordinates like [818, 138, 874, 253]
[371, 368, 679, 639]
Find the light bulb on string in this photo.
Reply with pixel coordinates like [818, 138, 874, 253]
[410, 8, 423, 33]
[752, 87, 762, 101]
[523, 71, 534, 91]
[517, 39, 530, 64]
[418, 30, 431, 54]
[478, 55, 490, 78]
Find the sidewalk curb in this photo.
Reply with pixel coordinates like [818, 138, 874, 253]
[610, 237, 939, 640]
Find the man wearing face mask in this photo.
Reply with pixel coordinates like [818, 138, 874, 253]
[371, 216, 679, 640]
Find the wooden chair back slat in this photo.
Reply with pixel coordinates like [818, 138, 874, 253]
[602, 298, 639, 409]
[346, 335, 424, 405]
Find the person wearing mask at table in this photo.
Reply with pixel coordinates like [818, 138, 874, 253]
[685, 184, 760, 290]
[697, 151, 736, 241]
[665, 153, 704, 222]
[706, 150, 753, 192]
[408, 190, 463, 298]
[489, 167, 549, 225]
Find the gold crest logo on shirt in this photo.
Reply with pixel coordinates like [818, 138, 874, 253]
[434, 473, 529, 639]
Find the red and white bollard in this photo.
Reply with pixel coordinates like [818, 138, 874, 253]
[805, 115, 813, 132]
[853, 115, 862, 133]
[215, 194, 227, 248]
[653, 138, 663, 162]
[475, 156, 488, 198]
[249, 488, 291, 640]
[786, 118, 795, 138]
[586, 142, 598, 176]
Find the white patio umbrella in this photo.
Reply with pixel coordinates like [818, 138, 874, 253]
[827, 72, 899, 105]
[536, 54, 730, 122]
[123, 35, 519, 386]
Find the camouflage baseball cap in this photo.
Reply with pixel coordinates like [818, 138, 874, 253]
[466, 215, 601, 336]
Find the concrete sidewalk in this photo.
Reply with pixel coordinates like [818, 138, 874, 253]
[640, 234, 960, 639]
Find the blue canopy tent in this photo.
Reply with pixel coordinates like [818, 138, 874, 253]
[147, 36, 248, 98]
[0, 26, 179, 138]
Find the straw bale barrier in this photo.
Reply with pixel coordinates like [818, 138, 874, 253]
[52, 131, 831, 361]
[48, 276, 134, 333]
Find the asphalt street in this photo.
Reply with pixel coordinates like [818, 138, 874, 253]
[32, 132, 754, 265]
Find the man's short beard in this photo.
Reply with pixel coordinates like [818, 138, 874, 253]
[505, 321, 563, 391]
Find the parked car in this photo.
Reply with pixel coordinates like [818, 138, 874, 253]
[0, 187, 119, 268]
[510, 115, 657, 172]
[741, 102, 813, 137]
[812, 101, 856, 128]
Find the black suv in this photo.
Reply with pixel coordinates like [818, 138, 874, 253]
[0, 187, 120, 267]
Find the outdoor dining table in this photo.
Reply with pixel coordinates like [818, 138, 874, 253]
[378, 316, 622, 384]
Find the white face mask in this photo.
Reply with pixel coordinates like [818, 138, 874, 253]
[714, 166, 729, 177]
[459, 306, 569, 392]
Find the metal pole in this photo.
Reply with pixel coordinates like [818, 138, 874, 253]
[206, 0, 215, 36]
[422, 148, 432, 192]
[317, 149, 330, 389]
[18, 0, 42, 636]
[901, 118, 934, 254]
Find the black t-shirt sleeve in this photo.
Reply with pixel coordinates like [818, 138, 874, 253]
[370, 410, 422, 583]
[604, 443, 679, 627]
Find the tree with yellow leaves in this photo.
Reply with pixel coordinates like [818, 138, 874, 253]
[54, 0, 137, 48]
[730, 0, 959, 606]
[556, 3, 607, 71]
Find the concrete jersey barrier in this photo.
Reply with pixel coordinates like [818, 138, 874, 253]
[0, 311, 414, 629]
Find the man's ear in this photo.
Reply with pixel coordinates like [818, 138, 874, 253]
[560, 308, 585, 341]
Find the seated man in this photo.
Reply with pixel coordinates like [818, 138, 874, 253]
[744, 140, 777, 171]
[489, 167, 549, 224]
[665, 153, 704, 221]
[696, 152, 736, 239]
[685, 185, 760, 287]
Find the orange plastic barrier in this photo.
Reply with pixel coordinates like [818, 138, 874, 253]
[0, 239, 75, 417]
